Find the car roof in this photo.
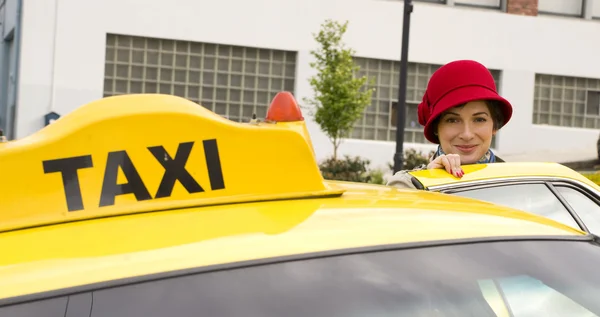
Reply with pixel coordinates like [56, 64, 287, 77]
[0, 93, 587, 303]
[408, 161, 600, 190]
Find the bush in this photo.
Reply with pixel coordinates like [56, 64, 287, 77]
[319, 155, 371, 183]
[318, 149, 434, 184]
[387, 149, 434, 172]
[319, 155, 386, 184]
[366, 169, 386, 185]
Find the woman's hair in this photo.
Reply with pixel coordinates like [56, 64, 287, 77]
[430, 100, 505, 137]
[486, 100, 506, 131]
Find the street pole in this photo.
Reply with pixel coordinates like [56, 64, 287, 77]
[393, 0, 413, 174]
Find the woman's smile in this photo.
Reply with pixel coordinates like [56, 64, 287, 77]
[454, 144, 478, 154]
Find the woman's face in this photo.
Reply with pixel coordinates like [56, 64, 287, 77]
[436, 100, 496, 164]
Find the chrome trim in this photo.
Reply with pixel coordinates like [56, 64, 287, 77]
[428, 176, 600, 197]
[546, 182, 590, 233]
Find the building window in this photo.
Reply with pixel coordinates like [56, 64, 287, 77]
[390, 101, 425, 143]
[103, 34, 297, 123]
[413, 0, 447, 3]
[533, 74, 600, 129]
[593, 0, 600, 18]
[454, 0, 501, 9]
[538, 0, 584, 17]
[352, 57, 501, 147]
[351, 58, 435, 143]
[587, 91, 600, 117]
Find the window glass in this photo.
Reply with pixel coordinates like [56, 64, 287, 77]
[451, 183, 581, 229]
[538, 0, 583, 16]
[485, 275, 598, 316]
[0, 297, 68, 317]
[594, 0, 600, 18]
[89, 240, 600, 317]
[555, 186, 600, 234]
[455, 0, 501, 8]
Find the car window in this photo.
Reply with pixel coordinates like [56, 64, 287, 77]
[0, 297, 68, 317]
[449, 183, 581, 230]
[482, 275, 599, 317]
[555, 185, 600, 234]
[86, 240, 600, 317]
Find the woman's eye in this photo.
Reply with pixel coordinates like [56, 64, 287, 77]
[474, 117, 487, 122]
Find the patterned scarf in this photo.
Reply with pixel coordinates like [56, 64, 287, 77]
[432, 145, 496, 164]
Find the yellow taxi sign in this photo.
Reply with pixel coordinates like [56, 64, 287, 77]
[0, 93, 343, 233]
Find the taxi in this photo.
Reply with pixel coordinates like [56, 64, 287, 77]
[2, 92, 600, 316]
[408, 162, 600, 236]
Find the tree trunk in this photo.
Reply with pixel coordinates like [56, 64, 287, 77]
[333, 143, 338, 161]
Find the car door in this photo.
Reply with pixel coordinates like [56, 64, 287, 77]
[431, 177, 600, 235]
[434, 180, 587, 232]
[407, 164, 600, 235]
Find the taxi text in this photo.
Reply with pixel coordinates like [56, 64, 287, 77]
[42, 140, 225, 212]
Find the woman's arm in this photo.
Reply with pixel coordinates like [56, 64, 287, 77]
[386, 164, 427, 189]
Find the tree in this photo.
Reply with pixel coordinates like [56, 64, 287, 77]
[304, 19, 375, 160]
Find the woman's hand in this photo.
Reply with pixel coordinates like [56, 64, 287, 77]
[427, 154, 464, 178]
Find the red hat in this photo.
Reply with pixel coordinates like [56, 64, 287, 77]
[417, 60, 513, 144]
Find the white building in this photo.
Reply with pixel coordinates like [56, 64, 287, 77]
[2, 0, 600, 172]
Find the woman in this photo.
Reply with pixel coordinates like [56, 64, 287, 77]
[387, 60, 513, 189]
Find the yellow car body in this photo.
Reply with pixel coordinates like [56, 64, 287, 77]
[2, 93, 600, 316]
[409, 162, 600, 191]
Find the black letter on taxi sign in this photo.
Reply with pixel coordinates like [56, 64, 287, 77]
[99, 150, 152, 207]
[148, 141, 204, 198]
[43, 155, 94, 212]
[203, 139, 225, 190]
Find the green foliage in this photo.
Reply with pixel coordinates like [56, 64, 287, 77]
[319, 155, 387, 184]
[320, 155, 371, 183]
[304, 19, 375, 160]
[366, 169, 386, 185]
[388, 148, 435, 171]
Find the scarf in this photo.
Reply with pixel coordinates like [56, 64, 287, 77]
[432, 145, 496, 164]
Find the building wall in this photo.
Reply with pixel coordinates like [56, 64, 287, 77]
[0, 0, 21, 140]
[14, 0, 600, 172]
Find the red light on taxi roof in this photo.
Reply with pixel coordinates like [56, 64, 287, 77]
[265, 91, 304, 122]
